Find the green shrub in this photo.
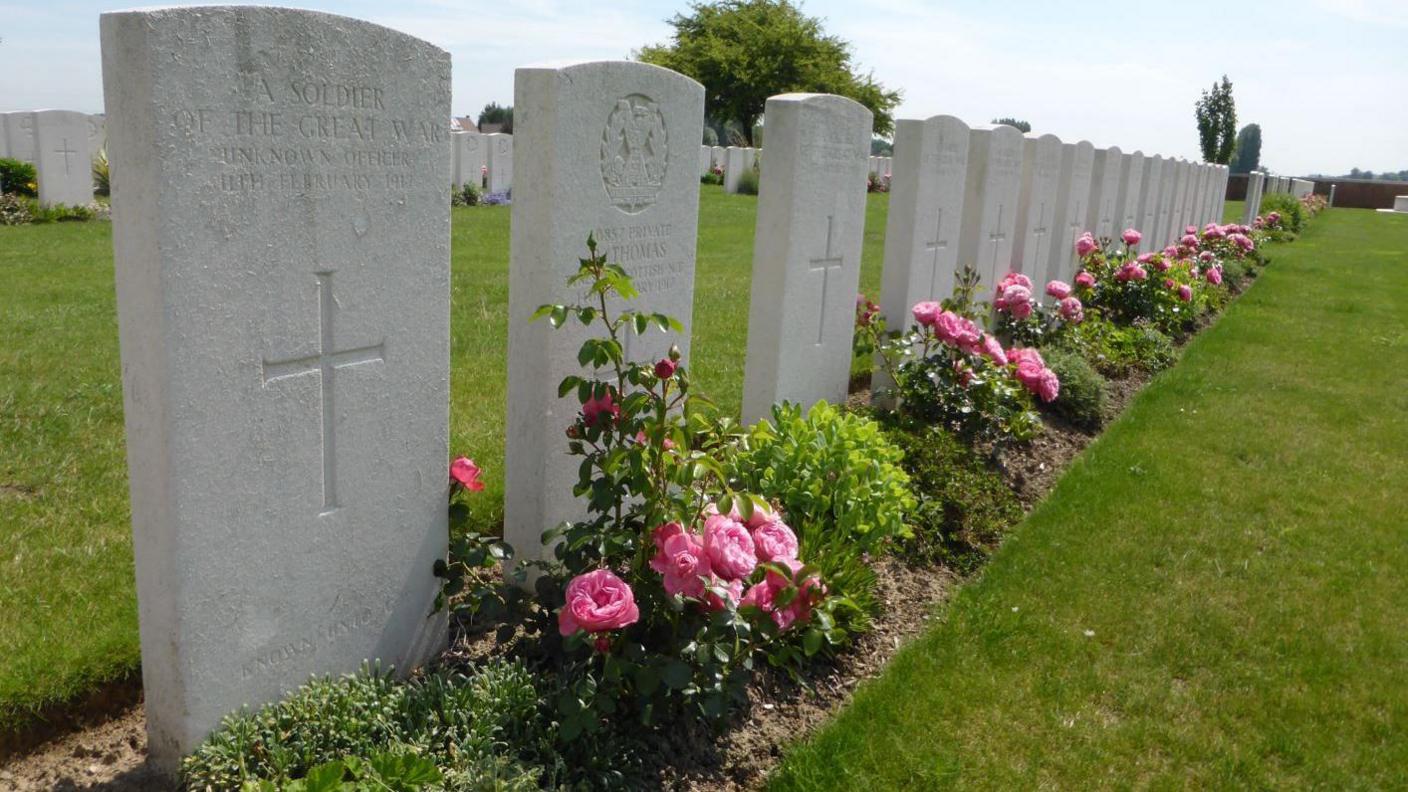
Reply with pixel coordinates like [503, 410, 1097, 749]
[92, 148, 110, 197]
[26, 201, 93, 223]
[1259, 192, 1305, 233]
[0, 158, 37, 197]
[0, 193, 32, 226]
[1060, 317, 1176, 378]
[451, 182, 480, 207]
[700, 170, 723, 185]
[182, 661, 552, 790]
[736, 166, 760, 195]
[1042, 347, 1108, 430]
[880, 419, 1022, 571]
[729, 401, 915, 618]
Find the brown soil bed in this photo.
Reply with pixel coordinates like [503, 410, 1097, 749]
[3, 305, 1230, 790]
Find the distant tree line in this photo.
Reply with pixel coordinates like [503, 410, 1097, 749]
[1308, 168, 1408, 182]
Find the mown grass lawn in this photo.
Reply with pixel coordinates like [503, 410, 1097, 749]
[0, 186, 889, 734]
[770, 207, 1408, 789]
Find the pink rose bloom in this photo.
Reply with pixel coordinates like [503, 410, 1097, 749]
[1136, 252, 1155, 264]
[1035, 367, 1060, 403]
[702, 577, 745, 611]
[940, 313, 982, 352]
[1268, 211, 1281, 223]
[655, 531, 712, 599]
[1178, 284, 1193, 302]
[980, 334, 1008, 366]
[1075, 233, 1098, 257]
[932, 310, 961, 344]
[1185, 225, 1197, 235]
[1002, 285, 1034, 319]
[743, 559, 823, 631]
[654, 358, 677, 379]
[743, 502, 779, 531]
[954, 360, 974, 388]
[912, 300, 943, 328]
[1058, 296, 1084, 323]
[558, 569, 640, 636]
[1075, 271, 1096, 288]
[582, 392, 619, 427]
[1121, 228, 1142, 246]
[1163, 245, 1178, 258]
[1046, 280, 1072, 299]
[1231, 233, 1254, 251]
[1206, 267, 1223, 285]
[1008, 346, 1045, 371]
[450, 457, 485, 492]
[752, 519, 800, 562]
[1180, 234, 1199, 247]
[1163, 278, 1176, 289]
[703, 513, 757, 580]
[1116, 263, 1148, 282]
[648, 521, 685, 565]
[1198, 251, 1214, 263]
[1154, 257, 1172, 272]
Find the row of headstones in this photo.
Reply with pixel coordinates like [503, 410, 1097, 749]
[0, 110, 105, 204]
[98, 6, 1233, 774]
[868, 155, 892, 180]
[1242, 173, 1312, 224]
[451, 129, 513, 193]
[697, 144, 759, 193]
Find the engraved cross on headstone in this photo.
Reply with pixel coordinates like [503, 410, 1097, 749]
[262, 271, 385, 515]
[922, 208, 948, 296]
[55, 137, 78, 174]
[986, 204, 1008, 273]
[808, 215, 845, 345]
[1030, 201, 1050, 246]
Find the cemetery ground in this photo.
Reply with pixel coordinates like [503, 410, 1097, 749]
[772, 206, 1408, 789]
[0, 187, 890, 744]
[5, 197, 1404, 787]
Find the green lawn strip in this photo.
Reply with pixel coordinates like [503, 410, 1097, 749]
[770, 208, 1408, 789]
[0, 186, 889, 734]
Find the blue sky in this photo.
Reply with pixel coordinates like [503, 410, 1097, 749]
[2, 0, 1404, 175]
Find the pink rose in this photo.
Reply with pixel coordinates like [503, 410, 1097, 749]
[743, 502, 779, 531]
[702, 577, 745, 611]
[450, 457, 485, 492]
[997, 272, 1033, 293]
[1058, 296, 1084, 323]
[742, 559, 823, 631]
[703, 513, 757, 580]
[1002, 285, 1034, 319]
[1231, 233, 1254, 251]
[558, 569, 640, 636]
[655, 530, 712, 599]
[1180, 234, 1199, 247]
[1178, 284, 1193, 302]
[1199, 251, 1215, 263]
[752, 519, 799, 562]
[1163, 245, 1178, 258]
[938, 313, 982, 352]
[1035, 367, 1060, 403]
[980, 334, 1008, 366]
[912, 300, 943, 328]
[582, 392, 619, 427]
[654, 358, 677, 379]
[954, 360, 974, 388]
[1075, 232, 1098, 257]
[1136, 252, 1155, 264]
[1075, 271, 1096, 288]
[1121, 228, 1142, 246]
[1163, 278, 1176, 289]
[1154, 257, 1172, 272]
[1045, 280, 1072, 300]
[1116, 263, 1148, 282]
[1206, 267, 1223, 285]
[1185, 225, 1197, 235]
[648, 521, 685, 565]
[1008, 346, 1045, 371]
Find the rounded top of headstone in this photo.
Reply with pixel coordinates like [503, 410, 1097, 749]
[918, 114, 968, 129]
[102, 5, 448, 57]
[766, 92, 871, 118]
[515, 59, 704, 93]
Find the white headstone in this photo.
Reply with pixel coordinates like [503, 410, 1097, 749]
[1243, 171, 1265, 225]
[958, 125, 1024, 291]
[33, 110, 94, 206]
[699, 144, 711, 175]
[1114, 151, 1145, 237]
[1196, 164, 1212, 226]
[1136, 155, 1163, 249]
[1085, 145, 1123, 239]
[1170, 160, 1192, 238]
[710, 145, 724, 170]
[485, 132, 512, 194]
[1214, 165, 1230, 222]
[876, 114, 970, 350]
[741, 93, 871, 424]
[1048, 140, 1095, 284]
[453, 130, 485, 189]
[101, 6, 451, 771]
[723, 145, 745, 193]
[88, 114, 107, 162]
[505, 61, 704, 563]
[2, 112, 36, 162]
[1012, 132, 1062, 281]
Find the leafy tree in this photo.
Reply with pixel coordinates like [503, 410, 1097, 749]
[1230, 123, 1261, 174]
[637, 0, 901, 142]
[871, 137, 893, 156]
[477, 102, 512, 133]
[991, 117, 1031, 133]
[1194, 76, 1236, 164]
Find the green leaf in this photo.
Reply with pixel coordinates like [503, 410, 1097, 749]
[662, 660, 692, 690]
[803, 628, 823, 656]
[549, 305, 569, 328]
[530, 304, 556, 322]
[300, 761, 346, 792]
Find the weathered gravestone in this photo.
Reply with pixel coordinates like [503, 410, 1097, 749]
[2, 111, 36, 163]
[1168, 159, 1190, 240]
[710, 145, 724, 170]
[723, 145, 745, 193]
[1012, 132, 1063, 281]
[741, 93, 871, 423]
[1137, 154, 1163, 248]
[34, 110, 95, 206]
[505, 61, 704, 563]
[1243, 171, 1265, 225]
[454, 130, 485, 189]
[1114, 151, 1145, 235]
[1192, 164, 1210, 227]
[100, 6, 450, 771]
[486, 132, 512, 193]
[873, 114, 970, 396]
[1154, 157, 1178, 248]
[1047, 140, 1094, 284]
[1214, 165, 1230, 222]
[699, 144, 711, 175]
[1085, 145, 1123, 240]
[957, 124, 1024, 292]
[88, 113, 107, 163]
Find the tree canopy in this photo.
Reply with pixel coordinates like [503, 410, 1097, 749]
[1230, 123, 1261, 174]
[991, 118, 1032, 133]
[1195, 76, 1236, 164]
[637, 0, 901, 143]
[477, 102, 513, 133]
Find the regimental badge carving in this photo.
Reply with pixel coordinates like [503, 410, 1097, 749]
[601, 94, 668, 214]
